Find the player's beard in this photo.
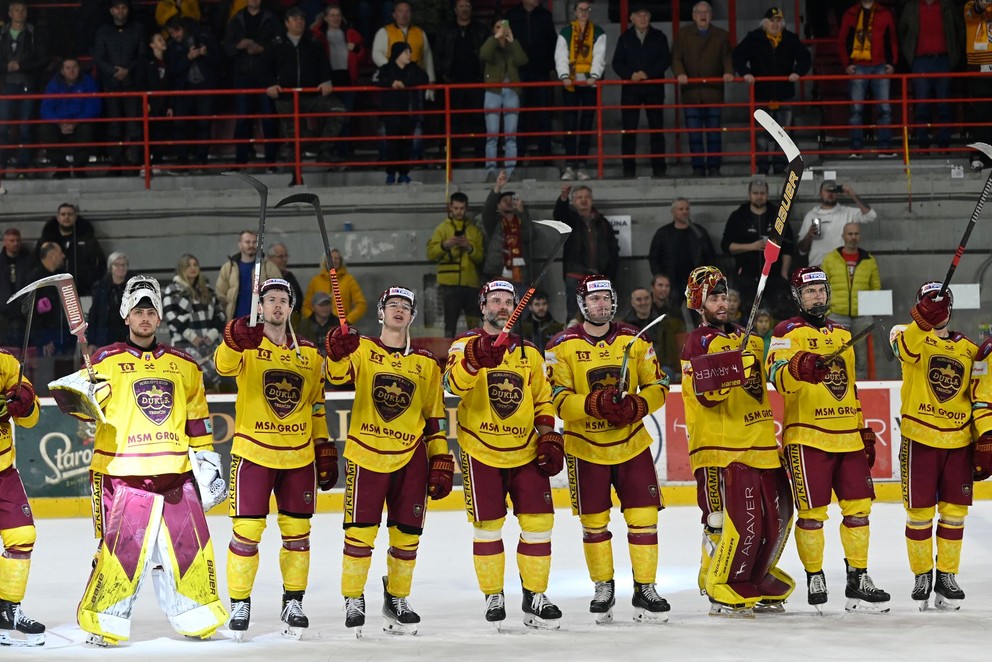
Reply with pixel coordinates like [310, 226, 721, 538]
[484, 310, 508, 331]
[701, 307, 727, 326]
[129, 322, 158, 344]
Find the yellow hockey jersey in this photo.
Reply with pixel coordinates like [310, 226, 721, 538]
[214, 336, 328, 469]
[444, 330, 555, 468]
[972, 356, 992, 438]
[326, 337, 447, 473]
[892, 322, 978, 449]
[0, 350, 40, 472]
[766, 317, 865, 452]
[85, 342, 214, 477]
[681, 323, 780, 472]
[546, 322, 668, 465]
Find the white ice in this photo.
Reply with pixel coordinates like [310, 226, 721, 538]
[9, 500, 992, 660]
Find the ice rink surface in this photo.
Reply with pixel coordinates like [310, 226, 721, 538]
[8, 500, 992, 661]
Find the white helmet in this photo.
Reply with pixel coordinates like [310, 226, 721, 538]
[259, 277, 295, 311]
[119, 275, 163, 319]
[377, 286, 417, 323]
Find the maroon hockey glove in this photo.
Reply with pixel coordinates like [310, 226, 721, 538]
[315, 442, 339, 491]
[584, 386, 625, 424]
[427, 454, 455, 500]
[325, 326, 360, 362]
[223, 316, 265, 351]
[536, 431, 565, 476]
[788, 351, 829, 384]
[615, 393, 649, 427]
[464, 334, 507, 371]
[4, 383, 35, 419]
[860, 428, 877, 469]
[911, 293, 950, 331]
[974, 433, 992, 482]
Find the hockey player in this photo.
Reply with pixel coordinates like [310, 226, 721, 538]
[766, 267, 890, 613]
[0, 353, 43, 646]
[214, 278, 330, 640]
[545, 275, 670, 624]
[444, 279, 564, 630]
[325, 286, 451, 636]
[69, 276, 228, 645]
[892, 282, 982, 611]
[680, 266, 794, 617]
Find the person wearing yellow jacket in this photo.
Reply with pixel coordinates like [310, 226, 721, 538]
[301, 249, 367, 322]
[426, 192, 485, 337]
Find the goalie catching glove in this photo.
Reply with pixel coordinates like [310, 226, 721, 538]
[315, 441, 339, 490]
[190, 450, 226, 511]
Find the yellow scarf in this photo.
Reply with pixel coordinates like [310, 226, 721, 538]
[569, 21, 595, 75]
[851, 6, 875, 62]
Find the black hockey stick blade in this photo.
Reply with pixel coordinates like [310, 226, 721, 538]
[938, 142, 992, 297]
[821, 322, 877, 364]
[223, 171, 269, 325]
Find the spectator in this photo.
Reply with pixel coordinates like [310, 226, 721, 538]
[92, 0, 147, 174]
[753, 308, 773, 359]
[426, 191, 485, 337]
[611, 3, 670, 178]
[965, 1, 992, 169]
[373, 41, 429, 184]
[821, 222, 881, 379]
[481, 170, 532, 289]
[215, 229, 282, 320]
[838, 0, 898, 158]
[898, 0, 961, 153]
[311, 4, 367, 160]
[648, 272, 686, 382]
[0, 1, 48, 176]
[520, 288, 562, 348]
[301, 248, 367, 323]
[355, 0, 393, 46]
[623, 285, 653, 325]
[721, 178, 794, 314]
[371, 1, 435, 81]
[671, 1, 733, 177]
[733, 7, 811, 174]
[155, 0, 201, 29]
[224, 0, 280, 167]
[507, 0, 557, 157]
[797, 180, 876, 267]
[553, 184, 619, 321]
[36, 202, 106, 296]
[267, 242, 304, 311]
[480, 17, 528, 181]
[297, 290, 335, 353]
[140, 33, 175, 168]
[554, 0, 606, 181]
[164, 17, 220, 169]
[38, 57, 102, 179]
[0, 228, 35, 345]
[87, 251, 132, 352]
[435, 0, 488, 162]
[26, 242, 73, 360]
[648, 197, 716, 310]
[726, 288, 742, 322]
[163, 253, 226, 389]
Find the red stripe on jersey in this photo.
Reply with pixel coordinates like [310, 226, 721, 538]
[92, 448, 188, 458]
[902, 414, 970, 433]
[346, 435, 417, 456]
[564, 423, 644, 448]
[785, 423, 862, 436]
[689, 442, 780, 456]
[234, 432, 311, 453]
[459, 424, 534, 453]
[899, 333, 921, 360]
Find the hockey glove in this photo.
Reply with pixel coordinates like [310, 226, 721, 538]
[223, 316, 265, 351]
[4, 383, 35, 419]
[615, 393, 649, 427]
[860, 427, 877, 469]
[584, 386, 626, 425]
[0, 392, 8, 423]
[536, 431, 565, 476]
[464, 334, 507, 371]
[192, 450, 226, 511]
[427, 454, 455, 500]
[788, 351, 829, 384]
[974, 433, 992, 481]
[325, 326, 360, 362]
[911, 293, 950, 331]
[315, 441, 339, 490]
[979, 337, 992, 362]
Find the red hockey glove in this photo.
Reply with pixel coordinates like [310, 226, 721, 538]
[788, 351, 829, 384]
[325, 326, 360, 362]
[615, 393, 649, 427]
[911, 293, 950, 331]
[315, 442, 339, 491]
[464, 334, 507, 371]
[536, 431, 565, 476]
[974, 433, 992, 482]
[860, 427, 877, 469]
[427, 454, 455, 499]
[4, 383, 35, 419]
[584, 386, 626, 426]
[223, 316, 265, 351]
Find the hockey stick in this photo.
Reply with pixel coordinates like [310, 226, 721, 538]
[223, 171, 268, 326]
[618, 313, 665, 398]
[493, 220, 572, 347]
[13, 291, 35, 400]
[274, 192, 349, 333]
[938, 142, 992, 297]
[819, 322, 877, 365]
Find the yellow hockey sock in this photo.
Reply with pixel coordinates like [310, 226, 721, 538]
[840, 518, 869, 570]
[936, 522, 964, 575]
[278, 514, 310, 593]
[386, 527, 419, 598]
[342, 525, 377, 598]
[0, 554, 29, 603]
[795, 519, 825, 573]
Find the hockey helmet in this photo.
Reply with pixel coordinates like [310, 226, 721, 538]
[119, 275, 163, 319]
[576, 275, 617, 321]
[479, 279, 517, 307]
[790, 266, 830, 317]
[259, 277, 296, 310]
[378, 286, 417, 322]
[685, 266, 727, 312]
[917, 280, 953, 313]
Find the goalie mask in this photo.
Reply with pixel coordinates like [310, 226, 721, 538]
[685, 266, 727, 312]
[917, 280, 953, 315]
[259, 277, 295, 310]
[576, 275, 617, 323]
[377, 286, 417, 323]
[119, 275, 163, 319]
[790, 266, 830, 317]
[479, 279, 516, 308]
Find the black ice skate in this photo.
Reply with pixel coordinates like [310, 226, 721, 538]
[0, 600, 45, 647]
[228, 597, 251, 642]
[912, 571, 933, 611]
[521, 588, 561, 630]
[806, 570, 828, 613]
[844, 562, 890, 614]
[590, 579, 615, 625]
[484, 592, 506, 631]
[934, 571, 964, 612]
[632, 581, 670, 624]
[280, 591, 309, 639]
[382, 576, 420, 635]
[345, 594, 366, 638]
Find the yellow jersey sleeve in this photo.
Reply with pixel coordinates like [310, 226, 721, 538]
[0, 350, 40, 471]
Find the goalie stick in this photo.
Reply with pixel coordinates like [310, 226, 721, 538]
[938, 142, 992, 297]
[223, 171, 268, 326]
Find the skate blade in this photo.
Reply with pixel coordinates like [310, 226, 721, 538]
[84, 633, 116, 647]
[934, 595, 961, 612]
[0, 631, 45, 647]
[709, 606, 755, 619]
[492, 621, 503, 633]
[523, 615, 560, 630]
[844, 598, 890, 614]
[916, 599, 930, 612]
[593, 609, 614, 625]
[348, 626, 363, 639]
[231, 630, 247, 643]
[754, 601, 786, 614]
[281, 625, 305, 640]
[632, 608, 669, 624]
[382, 619, 418, 635]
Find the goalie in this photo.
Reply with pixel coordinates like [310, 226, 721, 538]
[52, 276, 228, 646]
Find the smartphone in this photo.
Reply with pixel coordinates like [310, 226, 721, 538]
[829, 185, 844, 193]
[501, 19, 509, 28]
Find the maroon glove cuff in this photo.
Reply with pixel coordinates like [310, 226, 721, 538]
[910, 303, 935, 332]
[315, 442, 338, 489]
[627, 393, 649, 424]
[860, 428, 876, 447]
[5, 384, 35, 419]
[585, 390, 605, 419]
[223, 317, 264, 351]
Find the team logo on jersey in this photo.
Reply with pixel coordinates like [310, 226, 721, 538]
[133, 378, 175, 425]
[821, 357, 848, 401]
[487, 370, 524, 419]
[119, 362, 135, 373]
[963, 483, 972, 497]
[372, 373, 415, 422]
[586, 366, 626, 392]
[263, 370, 304, 418]
[928, 355, 964, 403]
[21, 503, 30, 518]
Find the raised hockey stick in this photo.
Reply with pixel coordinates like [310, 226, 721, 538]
[13, 291, 35, 400]
[223, 171, 268, 326]
[493, 220, 572, 347]
[819, 322, 877, 365]
[938, 142, 992, 297]
[618, 313, 665, 398]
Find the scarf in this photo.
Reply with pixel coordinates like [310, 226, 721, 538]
[851, 5, 875, 62]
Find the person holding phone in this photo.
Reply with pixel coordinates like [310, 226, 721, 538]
[797, 180, 876, 267]
[480, 15, 528, 181]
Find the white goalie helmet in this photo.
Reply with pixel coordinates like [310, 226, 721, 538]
[119, 275, 163, 319]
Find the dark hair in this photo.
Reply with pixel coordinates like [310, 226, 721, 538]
[39, 242, 61, 260]
[450, 192, 468, 205]
[57, 202, 77, 213]
[164, 16, 184, 30]
[531, 289, 549, 302]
